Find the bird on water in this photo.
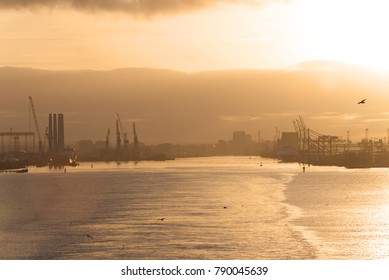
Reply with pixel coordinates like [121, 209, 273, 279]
[85, 234, 93, 239]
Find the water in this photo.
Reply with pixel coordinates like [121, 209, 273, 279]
[285, 166, 389, 259]
[1, 157, 389, 260]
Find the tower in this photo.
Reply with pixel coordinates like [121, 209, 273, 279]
[48, 113, 65, 154]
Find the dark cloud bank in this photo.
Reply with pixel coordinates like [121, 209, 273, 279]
[0, 0, 284, 15]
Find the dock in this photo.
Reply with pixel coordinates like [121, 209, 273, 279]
[275, 116, 389, 168]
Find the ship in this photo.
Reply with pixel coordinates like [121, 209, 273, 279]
[0, 157, 28, 173]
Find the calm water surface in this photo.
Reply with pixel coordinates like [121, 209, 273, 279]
[1, 157, 389, 259]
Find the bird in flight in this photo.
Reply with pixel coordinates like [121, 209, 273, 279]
[85, 234, 93, 239]
[157, 218, 165, 221]
[358, 99, 366, 104]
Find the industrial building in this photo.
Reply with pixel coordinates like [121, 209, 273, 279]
[276, 132, 299, 161]
[272, 116, 389, 168]
[47, 113, 77, 166]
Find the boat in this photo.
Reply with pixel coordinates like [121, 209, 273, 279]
[0, 167, 28, 173]
[0, 158, 28, 173]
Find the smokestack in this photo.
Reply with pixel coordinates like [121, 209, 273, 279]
[49, 113, 53, 154]
[53, 113, 58, 153]
[48, 113, 65, 154]
[58, 113, 65, 151]
[62, 113, 65, 150]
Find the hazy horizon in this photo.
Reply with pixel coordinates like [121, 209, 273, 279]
[2, 62, 389, 145]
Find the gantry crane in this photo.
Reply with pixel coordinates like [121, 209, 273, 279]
[105, 128, 110, 151]
[116, 113, 128, 151]
[29, 96, 43, 153]
[116, 120, 121, 151]
[133, 122, 139, 160]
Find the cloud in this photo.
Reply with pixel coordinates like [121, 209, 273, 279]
[260, 112, 297, 117]
[310, 113, 360, 121]
[0, 0, 284, 15]
[362, 118, 389, 123]
[220, 112, 295, 122]
[221, 115, 261, 122]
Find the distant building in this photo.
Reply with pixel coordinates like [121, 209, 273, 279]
[277, 132, 299, 161]
[232, 131, 254, 155]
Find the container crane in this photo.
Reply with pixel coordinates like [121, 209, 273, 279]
[116, 113, 128, 151]
[133, 122, 139, 160]
[105, 128, 110, 151]
[116, 120, 121, 151]
[29, 96, 43, 153]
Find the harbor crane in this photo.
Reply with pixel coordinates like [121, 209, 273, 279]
[116, 113, 128, 151]
[105, 128, 110, 151]
[133, 122, 139, 160]
[116, 120, 121, 151]
[29, 96, 43, 153]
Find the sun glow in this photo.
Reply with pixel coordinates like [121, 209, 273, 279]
[2, 0, 389, 71]
[294, 0, 389, 70]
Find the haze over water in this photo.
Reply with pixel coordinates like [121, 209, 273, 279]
[1, 157, 389, 260]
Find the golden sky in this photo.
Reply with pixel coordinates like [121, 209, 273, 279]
[2, 0, 389, 71]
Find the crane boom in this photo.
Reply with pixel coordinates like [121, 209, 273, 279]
[133, 122, 138, 145]
[105, 128, 110, 151]
[29, 96, 43, 153]
[116, 120, 121, 151]
[116, 112, 124, 135]
[133, 122, 139, 160]
[116, 112, 129, 150]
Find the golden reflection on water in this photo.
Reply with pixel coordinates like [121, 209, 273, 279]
[3, 157, 389, 259]
[1, 157, 315, 260]
[286, 167, 389, 259]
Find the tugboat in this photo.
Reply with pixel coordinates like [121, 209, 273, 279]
[0, 157, 28, 173]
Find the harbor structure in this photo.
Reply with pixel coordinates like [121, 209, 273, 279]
[274, 116, 389, 168]
[276, 132, 299, 162]
[48, 113, 65, 154]
[48, 113, 77, 166]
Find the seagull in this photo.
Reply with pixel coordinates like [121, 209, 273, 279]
[85, 233, 93, 239]
[358, 99, 366, 104]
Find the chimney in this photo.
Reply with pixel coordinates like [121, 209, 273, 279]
[58, 113, 64, 151]
[53, 113, 58, 153]
[48, 113, 53, 154]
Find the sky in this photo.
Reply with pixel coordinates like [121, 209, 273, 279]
[2, 0, 389, 72]
[2, 0, 389, 145]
